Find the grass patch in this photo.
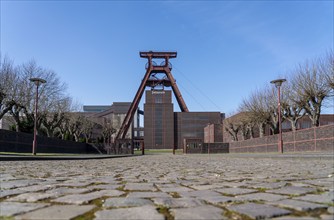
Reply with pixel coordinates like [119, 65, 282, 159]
[257, 187, 267, 192]
[169, 192, 181, 198]
[156, 205, 174, 220]
[72, 197, 110, 220]
[136, 149, 183, 155]
[0, 217, 14, 220]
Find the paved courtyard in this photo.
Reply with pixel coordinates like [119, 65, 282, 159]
[0, 153, 333, 220]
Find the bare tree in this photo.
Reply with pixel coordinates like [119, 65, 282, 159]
[239, 88, 271, 137]
[56, 100, 82, 140]
[291, 54, 333, 127]
[322, 50, 334, 90]
[0, 56, 17, 120]
[1, 60, 70, 134]
[81, 117, 99, 143]
[281, 80, 306, 131]
[266, 86, 280, 134]
[101, 118, 116, 144]
[67, 114, 85, 142]
[223, 116, 240, 141]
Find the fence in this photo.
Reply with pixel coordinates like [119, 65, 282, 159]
[229, 124, 334, 153]
[0, 129, 98, 154]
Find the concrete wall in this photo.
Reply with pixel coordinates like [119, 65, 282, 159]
[229, 124, 334, 153]
[0, 129, 98, 154]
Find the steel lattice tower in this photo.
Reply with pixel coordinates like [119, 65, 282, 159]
[115, 51, 188, 144]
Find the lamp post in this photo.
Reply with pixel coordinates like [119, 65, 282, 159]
[270, 78, 286, 154]
[30, 78, 46, 155]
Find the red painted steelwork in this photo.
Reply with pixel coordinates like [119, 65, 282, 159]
[115, 51, 189, 144]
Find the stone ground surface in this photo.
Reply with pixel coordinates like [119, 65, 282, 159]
[0, 153, 333, 220]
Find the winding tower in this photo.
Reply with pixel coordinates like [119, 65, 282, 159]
[115, 51, 188, 147]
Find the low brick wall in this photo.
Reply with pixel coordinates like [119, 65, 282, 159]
[185, 143, 229, 154]
[0, 129, 98, 154]
[229, 124, 334, 153]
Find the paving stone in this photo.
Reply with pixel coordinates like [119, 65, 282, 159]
[0, 189, 27, 198]
[328, 206, 334, 214]
[267, 186, 316, 195]
[17, 184, 54, 192]
[158, 185, 194, 193]
[0, 179, 42, 190]
[248, 181, 288, 190]
[152, 197, 203, 208]
[103, 197, 153, 207]
[220, 181, 248, 188]
[201, 195, 236, 204]
[170, 205, 226, 220]
[296, 192, 334, 204]
[7, 192, 55, 202]
[0, 202, 48, 216]
[273, 216, 318, 220]
[15, 204, 95, 220]
[214, 187, 258, 195]
[189, 184, 224, 190]
[53, 190, 124, 204]
[88, 184, 120, 190]
[1, 154, 333, 220]
[302, 179, 334, 189]
[269, 199, 328, 211]
[57, 180, 92, 187]
[46, 187, 91, 196]
[124, 183, 156, 191]
[236, 192, 288, 201]
[320, 214, 334, 220]
[94, 205, 164, 220]
[0, 173, 16, 181]
[228, 203, 291, 219]
[94, 176, 118, 184]
[126, 192, 172, 198]
[178, 189, 222, 198]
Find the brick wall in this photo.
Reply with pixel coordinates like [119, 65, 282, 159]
[229, 124, 334, 153]
[185, 142, 229, 154]
[0, 129, 98, 154]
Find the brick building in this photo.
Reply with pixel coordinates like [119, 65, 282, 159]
[144, 90, 174, 149]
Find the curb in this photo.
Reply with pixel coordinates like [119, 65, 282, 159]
[0, 154, 139, 161]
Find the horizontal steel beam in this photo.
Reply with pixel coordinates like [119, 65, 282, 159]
[140, 51, 177, 59]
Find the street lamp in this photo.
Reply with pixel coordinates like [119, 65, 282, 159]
[29, 77, 46, 155]
[270, 78, 286, 154]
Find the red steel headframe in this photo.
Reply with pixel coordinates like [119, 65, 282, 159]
[115, 51, 189, 141]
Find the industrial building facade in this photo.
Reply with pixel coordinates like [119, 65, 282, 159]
[144, 90, 174, 149]
[142, 89, 224, 149]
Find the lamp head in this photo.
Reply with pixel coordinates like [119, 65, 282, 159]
[270, 79, 286, 88]
[29, 78, 46, 86]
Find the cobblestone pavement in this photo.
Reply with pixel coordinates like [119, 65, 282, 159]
[1, 154, 333, 220]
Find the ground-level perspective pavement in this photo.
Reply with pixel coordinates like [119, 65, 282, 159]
[0, 153, 333, 220]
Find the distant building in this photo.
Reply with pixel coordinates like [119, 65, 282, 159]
[83, 105, 112, 113]
[84, 102, 139, 141]
[174, 112, 223, 149]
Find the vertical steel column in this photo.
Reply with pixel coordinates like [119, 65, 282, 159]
[165, 68, 189, 112]
[115, 58, 153, 140]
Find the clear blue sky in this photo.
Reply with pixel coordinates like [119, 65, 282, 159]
[1, 1, 333, 114]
